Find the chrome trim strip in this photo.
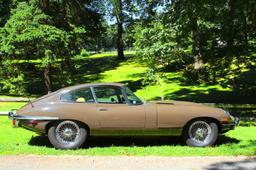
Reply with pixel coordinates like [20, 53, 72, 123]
[14, 116, 59, 121]
[0, 112, 8, 116]
[8, 112, 59, 121]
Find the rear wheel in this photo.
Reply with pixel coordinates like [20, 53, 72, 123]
[48, 120, 87, 149]
[183, 120, 218, 147]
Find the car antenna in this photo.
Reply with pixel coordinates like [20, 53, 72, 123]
[28, 97, 34, 108]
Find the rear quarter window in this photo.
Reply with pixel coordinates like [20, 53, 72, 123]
[60, 88, 94, 103]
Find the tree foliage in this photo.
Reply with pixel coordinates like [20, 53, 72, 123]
[0, 0, 86, 94]
[134, 0, 256, 92]
[0, 0, 255, 96]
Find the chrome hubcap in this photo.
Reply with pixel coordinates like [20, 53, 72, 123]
[188, 121, 212, 144]
[55, 121, 80, 145]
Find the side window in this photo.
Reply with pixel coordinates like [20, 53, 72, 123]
[124, 87, 143, 105]
[94, 86, 125, 104]
[61, 88, 94, 103]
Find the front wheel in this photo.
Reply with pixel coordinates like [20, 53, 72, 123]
[183, 120, 218, 147]
[48, 120, 87, 149]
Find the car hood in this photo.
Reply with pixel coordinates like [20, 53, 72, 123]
[148, 100, 224, 116]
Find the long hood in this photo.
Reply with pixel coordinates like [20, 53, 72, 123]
[149, 100, 225, 119]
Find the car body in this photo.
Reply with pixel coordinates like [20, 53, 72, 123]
[8, 83, 239, 149]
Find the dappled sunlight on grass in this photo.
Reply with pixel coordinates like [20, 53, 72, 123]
[0, 117, 255, 155]
[88, 51, 135, 59]
[3, 52, 247, 103]
[99, 61, 147, 83]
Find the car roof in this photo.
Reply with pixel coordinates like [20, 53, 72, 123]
[59, 83, 125, 92]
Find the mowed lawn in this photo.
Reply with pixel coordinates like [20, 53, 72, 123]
[0, 117, 255, 156]
[1, 52, 255, 113]
[0, 54, 238, 112]
[0, 102, 27, 112]
[0, 52, 255, 156]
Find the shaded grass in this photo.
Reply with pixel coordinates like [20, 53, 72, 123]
[0, 117, 255, 155]
[1, 53, 256, 114]
[6, 51, 255, 104]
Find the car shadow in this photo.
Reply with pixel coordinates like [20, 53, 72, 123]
[204, 157, 256, 170]
[214, 135, 240, 146]
[28, 135, 52, 147]
[28, 135, 240, 148]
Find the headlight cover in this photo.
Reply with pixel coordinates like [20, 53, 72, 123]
[223, 110, 235, 121]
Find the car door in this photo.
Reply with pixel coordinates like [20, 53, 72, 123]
[59, 87, 98, 128]
[93, 86, 146, 129]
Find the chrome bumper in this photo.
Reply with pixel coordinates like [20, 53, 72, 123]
[8, 111, 59, 121]
[8, 111, 59, 127]
[221, 116, 240, 133]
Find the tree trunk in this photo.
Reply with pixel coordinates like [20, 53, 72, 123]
[191, 16, 203, 70]
[242, 0, 249, 51]
[43, 63, 52, 94]
[116, 0, 124, 60]
[226, 0, 235, 55]
[187, 0, 203, 70]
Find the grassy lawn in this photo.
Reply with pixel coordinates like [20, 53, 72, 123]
[88, 51, 135, 59]
[0, 102, 27, 112]
[0, 52, 232, 111]
[0, 52, 255, 155]
[0, 117, 255, 155]
[2, 52, 256, 104]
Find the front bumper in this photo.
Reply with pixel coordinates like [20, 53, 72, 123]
[221, 116, 240, 133]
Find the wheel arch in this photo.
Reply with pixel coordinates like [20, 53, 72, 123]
[45, 119, 91, 135]
[182, 117, 221, 135]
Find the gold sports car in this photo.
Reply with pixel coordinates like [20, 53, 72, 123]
[8, 83, 239, 149]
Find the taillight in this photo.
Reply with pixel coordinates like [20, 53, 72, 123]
[12, 119, 18, 127]
[12, 119, 16, 126]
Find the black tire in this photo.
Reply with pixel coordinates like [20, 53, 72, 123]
[182, 120, 218, 147]
[48, 120, 87, 149]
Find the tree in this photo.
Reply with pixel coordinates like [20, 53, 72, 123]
[109, 0, 125, 60]
[134, 21, 190, 99]
[134, 0, 256, 91]
[38, 0, 104, 54]
[0, 0, 12, 27]
[0, 1, 84, 94]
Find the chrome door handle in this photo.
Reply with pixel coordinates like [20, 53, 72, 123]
[98, 108, 108, 111]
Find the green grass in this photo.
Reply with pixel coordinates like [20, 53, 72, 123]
[88, 51, 135, 59]
[0, 102, 27, 111]
[4, 51, 255, 103]
[1, 52, 255, 155]
[78, 55, 240, 103]
[0, 117, 255, 155]
[1, 52, 255, 112]
[0, 95, 22, 98]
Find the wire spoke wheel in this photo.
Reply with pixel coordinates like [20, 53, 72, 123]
[188, 121, 212, 145]
[55, 121, 80, 145]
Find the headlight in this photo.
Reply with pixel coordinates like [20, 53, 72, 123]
[224, 110, 231, 116]
[223, 110, 235, 121]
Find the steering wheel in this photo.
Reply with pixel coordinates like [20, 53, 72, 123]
[110, 97, 117, 103]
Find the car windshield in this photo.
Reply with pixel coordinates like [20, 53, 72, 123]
[124, 87, 143, 105]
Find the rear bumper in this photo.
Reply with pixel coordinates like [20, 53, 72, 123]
[8, 111, 59, 133]
[221, 117, 240, 133]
